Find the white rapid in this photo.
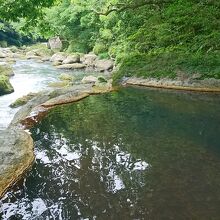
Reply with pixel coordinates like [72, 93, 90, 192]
[0, 60, 61, 129]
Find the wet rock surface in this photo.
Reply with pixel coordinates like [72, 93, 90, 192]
[9, 83, 114, 129]
[0, 65, 14, 96]
[0, 129, 34, 198]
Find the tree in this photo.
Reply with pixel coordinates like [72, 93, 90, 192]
[0, 0, 56, 21]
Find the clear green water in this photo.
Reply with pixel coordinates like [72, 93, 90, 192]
[1, 87, 220, 219]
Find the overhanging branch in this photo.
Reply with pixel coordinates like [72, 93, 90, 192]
[93, 0, 172, 16]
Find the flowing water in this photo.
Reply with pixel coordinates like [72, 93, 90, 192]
[0, 60, 62, 129]
[1, 87, 220, 220]
[0, 60, 98, 129]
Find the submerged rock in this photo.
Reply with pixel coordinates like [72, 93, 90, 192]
[0, 129, 34, 198]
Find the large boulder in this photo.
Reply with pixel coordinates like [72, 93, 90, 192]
[48, 37, 63, 51]
[62, 54, 80, 64]
[83, 53, 97, 66]
[95, 59, 114, 71]
[50, 52, 66, 62]
[0, 129, 34, 198]
[56, 63, 85, 69]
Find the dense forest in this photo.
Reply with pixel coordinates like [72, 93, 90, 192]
[1, 0, 220, 82]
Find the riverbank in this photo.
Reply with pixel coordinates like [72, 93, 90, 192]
[123, 77, 220, 93]
[2, 44, 220, 93]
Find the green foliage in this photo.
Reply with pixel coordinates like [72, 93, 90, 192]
[0, 21, 35, 46]
[0, 41, 7, 47]
[3, 0, 220, 82]
[98, 52, 110, 60]
[0, 0, 56, 22]
[93, 42, 108, 55]
[114, 51, 220, 83]
[66, 40, 91, 54]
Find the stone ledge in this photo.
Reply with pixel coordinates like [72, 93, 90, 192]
[124, 77, 220, 93]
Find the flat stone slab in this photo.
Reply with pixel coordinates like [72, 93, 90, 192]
[0, 129, 34, 198]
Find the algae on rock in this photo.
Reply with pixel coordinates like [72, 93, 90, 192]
[0, 74, 14, 95]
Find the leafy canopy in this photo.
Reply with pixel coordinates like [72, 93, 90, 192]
[0, 0, 57, 21]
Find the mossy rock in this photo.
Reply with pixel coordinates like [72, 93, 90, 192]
[0, 65, 14, 77]
[0, 74, 14, 96]
[59, 73, 75, 81]
[10, 93, 37, 108]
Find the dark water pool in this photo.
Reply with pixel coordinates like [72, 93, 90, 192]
[1, 87, 220, 219]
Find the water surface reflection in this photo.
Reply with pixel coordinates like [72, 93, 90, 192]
[1, 87, 220, 219]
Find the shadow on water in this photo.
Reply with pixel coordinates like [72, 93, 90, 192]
[1, 87, 220, 219]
